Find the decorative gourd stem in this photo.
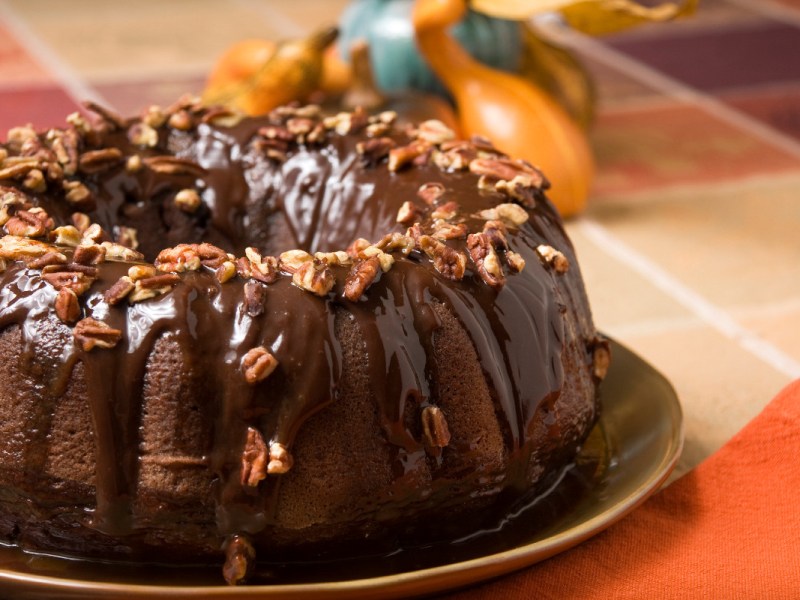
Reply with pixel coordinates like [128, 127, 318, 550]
[341, 40, 386, 111]
[412, 0, 595, 217]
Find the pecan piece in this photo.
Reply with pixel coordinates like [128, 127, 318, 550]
[430, 201, 458, 221]
[415, 119, 455, 145]
[63, 180, 94, 208]
[343, 256, 381, 301]
[241, 426, 268, 487]
[78, 148, 123, 174]
[41, 270, 94, 296]
[419, 235, 467, 281]
[421, 406, 451, 448]
[128, 274, 180, 303]
[174, 188, 202, 213]
[417, 182, 446, 205]
[168, 109, 194, 131]
[127, 122, 159, 148]
[51, 225, 82, 247]
[506, 251, 526, 272]
[55, 287, 81, 323]
[28, 251, 68, 270]
[467, 232, 505, 290]
[314, 250, 352, 267]
[222, 534, 255, 586]
[267, 442, 293, 475]
[4, 208, 54, 238]
[243, 280, 267, 317]
[73, 317, 122, 351]
[103, 276, 135, 305]
[278, 249, 312, 274]
[101, 242, 144, 262]
[482, 219, 508, 251]
[238, 248, 278, 283]
[477, 202, 529, 227]
[143, 156, 208, 177]
[72, 243, 106, 266]
[242, 346, 279, 384]
[388, 140, 431, 172]
[396, 200, 420, 225]
[292, 260, 334, 296]
[356, 136, 396, 166]
[155, 243, 226, 273]
[0, 234, 56, 261]
[431, 221, 468, 241]
[536, 244, 569, 274]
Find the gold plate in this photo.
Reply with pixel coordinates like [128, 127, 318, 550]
[0, 338, 682, 599]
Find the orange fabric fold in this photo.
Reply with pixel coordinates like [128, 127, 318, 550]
[445, 380, 800, 600]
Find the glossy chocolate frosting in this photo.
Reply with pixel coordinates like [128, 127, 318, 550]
[0, 98, 604, 582]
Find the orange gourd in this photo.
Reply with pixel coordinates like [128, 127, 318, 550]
[203, 27, 338, 116]
[413, 0, 594, 217]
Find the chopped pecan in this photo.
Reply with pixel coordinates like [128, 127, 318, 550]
[28, 251, 68, 270]
[127, 122, 158, 148]
[127, 264, 157, 281]
[430, 201, 459, 221]
[375, 232, 415, 256]
[431, 221, 468, 240]
[128, 274, 180, 303]
[388, 140, 431, 172]
[73, 317, 122, 351]
[432, 141, 477, 171]
[323, 107, 367, 135]
[396, 200, 420, 225]
[417, 182, 446, 205]
[50, 225, 81, 248]
[346, 238, 371, 258]
[292, 260, 334, 296]
[243, 280, 267, 317]
[63, 180, 94, 208]
[419, 235, 467, 281]
[81, 223, 106, 245]
[0, 235, 57, 261]
[72, 243, 106, 266]
[174, 188, 202, 213]
[41, 270, 95, 296]
[155, 243, 227, 272]
[222, 534, 255, 586]
[83, 101, 127, 130]
[238, 248, 278, 283]
[114, 225, 139, 249]
[215, 260, 237, 283]
[0, 159, 39, 180]
[141, 105, 167, 128]
[200, 106, 243, 127]
[125, 154, 143, 173]
[241, 427, 268, 487]
[103, 276, 135, 305]
[591, 339, 611, 381]
[4, 207, 54, 238]
[22, 169, 46, 193]
[5, 125, 37, 153]
[71, 212, 91, 233]
[482, 219, 508, 251]
[278, 249, 313, 274]
[343, 256, 381, 301]
[55, 287, 81, 323]
[78, 148, 123, 174]
[467, 232, 505, 289]
[101, 242, 144, 262]
[242, 346, 279, 384]
[267, 442, 293, 475]
[415, 119, 455, 145]
[314, 250, 352, 267]
[536, 244, 569, 274]
[360, 245, 395, 272]
[421, 406, 451, 448]
[356, 136, 396, 166]
[506, 251, 526, 272]
[477, 203, 529, 227]
[168, 109, 194, 131]
[143, 156, 208, 177]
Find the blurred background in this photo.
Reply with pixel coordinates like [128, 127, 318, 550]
[1, 0, 799, 478]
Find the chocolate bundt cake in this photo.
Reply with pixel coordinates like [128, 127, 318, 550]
[0, 96, 609, 584]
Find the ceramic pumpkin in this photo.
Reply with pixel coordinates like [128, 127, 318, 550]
[338, 0, 522, 95]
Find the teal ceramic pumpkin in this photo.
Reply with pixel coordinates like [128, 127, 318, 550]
[338, 0, 522, 96]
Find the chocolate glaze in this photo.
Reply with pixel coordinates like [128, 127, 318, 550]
[0, 103, 600, 572]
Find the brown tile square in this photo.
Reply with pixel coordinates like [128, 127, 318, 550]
[8, 0, 289, 81]
[590, 103, 800, 197]
[737, 302, 800, 367]
[614, 326, 790, 478]
[586, 174, 800, 309]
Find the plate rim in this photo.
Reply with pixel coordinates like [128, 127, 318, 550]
[0, 338, 684, 599]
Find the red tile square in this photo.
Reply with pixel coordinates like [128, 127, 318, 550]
[0, 23, 51, 86]
[0, 87, 80, 136]
[591, 103, 800, 197]
[721, 84, 800, 142]
[93, 75, 207, 115]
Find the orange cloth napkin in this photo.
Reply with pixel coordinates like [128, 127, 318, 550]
[445, 380, 800, 600]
